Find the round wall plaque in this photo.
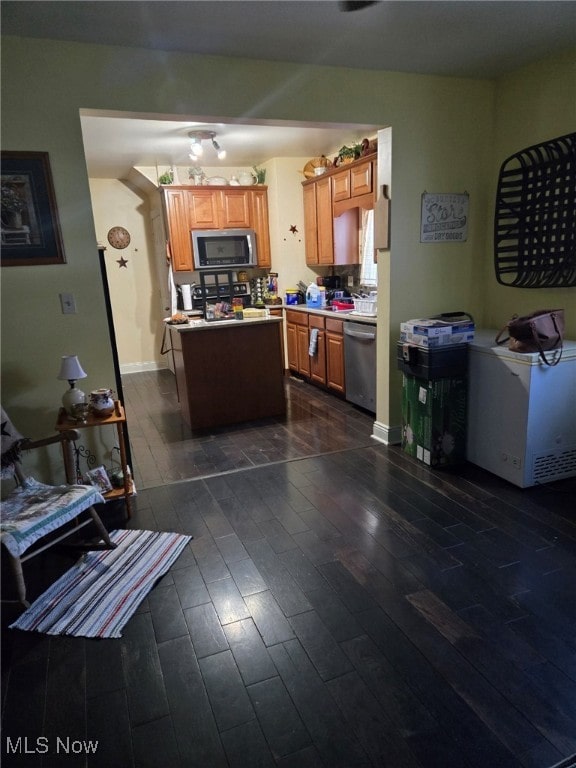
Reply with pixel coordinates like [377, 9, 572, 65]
[107, 226, 131, 249]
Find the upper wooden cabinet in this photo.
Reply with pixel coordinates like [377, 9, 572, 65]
[220, 189, 251, 228]
[162, 185, 270, 271]
[250, 188, 271, 269]
[162, 188, 194, 272]
[185, 188, 221, 228]
[332, 159, 373, 202]
[303, 175, 337, 266]
[302, 153, 376, 267]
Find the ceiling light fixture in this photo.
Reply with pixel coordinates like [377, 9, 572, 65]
[188, 131, 226, 161]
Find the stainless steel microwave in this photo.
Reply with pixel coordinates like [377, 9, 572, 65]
[191, 228, 257, 269]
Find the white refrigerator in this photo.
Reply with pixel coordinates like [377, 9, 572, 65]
[466, 330, 576, 488]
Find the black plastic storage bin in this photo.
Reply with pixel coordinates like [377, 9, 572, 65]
[396, 342, 468, 380]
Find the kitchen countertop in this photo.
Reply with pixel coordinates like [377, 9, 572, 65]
[166, 305, 377, 325]
[284, 304, 377, 324]
[167, 315, 283, 331]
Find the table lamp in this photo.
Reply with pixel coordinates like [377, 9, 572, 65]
[57, 355, 87, 416]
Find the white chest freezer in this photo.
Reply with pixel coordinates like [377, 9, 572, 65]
[466, 330, 576, 488]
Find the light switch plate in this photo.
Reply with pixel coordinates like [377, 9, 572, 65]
[60, 293, 77, 314]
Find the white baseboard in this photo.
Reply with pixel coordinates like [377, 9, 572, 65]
[120, 361, 168, 375]
[371, 420, 402, 445]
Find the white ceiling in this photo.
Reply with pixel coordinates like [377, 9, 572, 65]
[3, 0, 574, 178]
[78, 114, 382, 179]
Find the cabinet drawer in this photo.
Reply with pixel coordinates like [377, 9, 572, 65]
[326, 317, 344, 334]
[308, 314, 325, 330]
[286, 310, 308, 326]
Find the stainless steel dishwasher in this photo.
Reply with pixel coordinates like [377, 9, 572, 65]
[344, 321, 377, 412]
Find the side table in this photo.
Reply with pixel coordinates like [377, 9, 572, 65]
[55, 400, 133, 519]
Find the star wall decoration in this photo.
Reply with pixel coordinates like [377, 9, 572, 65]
[117, 257, 129, 268]
[289, 225, 298, 234]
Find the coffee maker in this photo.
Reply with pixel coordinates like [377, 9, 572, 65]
[321, 275, 345, 304]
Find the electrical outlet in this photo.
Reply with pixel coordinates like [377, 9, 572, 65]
[511, 455, 521, 469]
[60, 293, 77, 314]
[347, 275, 354, 288]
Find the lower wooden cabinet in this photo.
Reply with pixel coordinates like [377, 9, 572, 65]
[325, 317, 345, 394]
[308, 314, 326, 386]
[286, 310, 345, 396]
[286, 310, 309, 377]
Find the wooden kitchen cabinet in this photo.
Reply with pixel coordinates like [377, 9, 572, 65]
[325, 317, 345, 394]
[286, 310, 343, 395]
[186, 188, 221, 228]
[332, 159, 373, 202]
[220, 188, 252, 228]
[250, 188, 272, 269]
[303, 176, 334, 266]
[162, 188, 194, 271]
[286, 310, 310, 377]
[303, 184, 319, 265]
[308, 314, 326, 386]
[162, 186, 270, 271]
[286, 321, 298, 370]
[351, 160, 373, 197]
[302, 154, 376, 267]
[296, 324, 311, 377]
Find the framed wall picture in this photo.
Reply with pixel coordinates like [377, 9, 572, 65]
[1, 151, 66, 266]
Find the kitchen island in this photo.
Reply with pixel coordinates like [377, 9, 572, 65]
[170, 316, 286, 429]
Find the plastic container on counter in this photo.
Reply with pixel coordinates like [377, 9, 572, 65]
[306, 284, 326, 309]
[285, 289, 300, 305]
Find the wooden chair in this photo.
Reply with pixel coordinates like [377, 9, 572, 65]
[1, 409, 116, 607]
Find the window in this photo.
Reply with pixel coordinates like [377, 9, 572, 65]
[359, 209, 377, 287]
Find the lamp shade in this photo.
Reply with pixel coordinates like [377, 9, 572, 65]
[57, 355, 87, 382]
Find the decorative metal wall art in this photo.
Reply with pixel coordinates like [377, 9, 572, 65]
[494, 132, 576, 288]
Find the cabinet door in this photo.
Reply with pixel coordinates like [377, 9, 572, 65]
[332, 169, 351, 202]
[286, 323, 298, 371]
[250, 189, 271, 269]
[296, 324, 311, 377]
[163, 189, 194, 271]
[220, 189, 251, 228]
[309, 316, 326, 386]
[316, 176, 334, 265]
[351, 161, 373, 197]
[326, 331, 345, 394]
[303, 183, 319, 265]
[188, 189, 220, 228]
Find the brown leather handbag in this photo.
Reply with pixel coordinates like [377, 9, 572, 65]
[495, 309, 564, 366]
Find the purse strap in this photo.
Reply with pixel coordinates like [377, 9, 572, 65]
[494, 324, 510, 346]
[530, 312, 564, 366]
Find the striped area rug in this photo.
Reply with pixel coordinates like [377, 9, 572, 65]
[10, 529, 191, 638]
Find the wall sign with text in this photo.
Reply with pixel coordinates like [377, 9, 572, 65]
[420, 193, 469, 243]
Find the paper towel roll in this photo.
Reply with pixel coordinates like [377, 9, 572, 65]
[181, 284, 192, 310]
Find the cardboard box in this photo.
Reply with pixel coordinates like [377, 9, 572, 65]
[401, 374, 467, 467]
[400, 317, 475, 348]
[399, 331, 475, 348]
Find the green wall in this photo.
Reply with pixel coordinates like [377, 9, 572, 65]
[485, 49, 576, 329]
[1, 35, 573, 479]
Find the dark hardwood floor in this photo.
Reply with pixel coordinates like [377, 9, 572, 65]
[2, 371, 575, 768]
